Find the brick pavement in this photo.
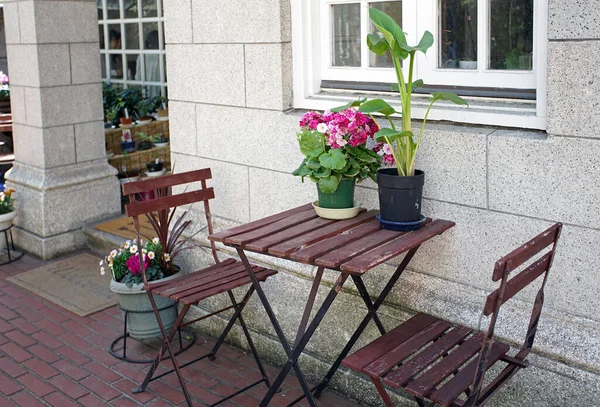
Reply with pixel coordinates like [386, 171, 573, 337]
[0, 254, 365, 407]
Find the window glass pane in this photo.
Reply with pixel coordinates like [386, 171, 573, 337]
[163, 54, 167, 82]
[109, 54, 124, 79]
[100, 55, 107, 79]
[490, 0, 533, 70]
[108, 24, 122, 50]
[439, 0, 477, 69]
[145, 55, 161, 83]
[99, 25, 105, 49]
[143, 22, 160, 49]
[142, 0, 158, 18]
[124, 0, 138, 19]
[369, 1, 402, 68]
[97, 0, 104, 20]
[331, 4, 361, 67]
[125, 23, 140, 49]
[126, 54, 140, 80]
[106, 0, 120, 19]
[145, 85, 161, 98]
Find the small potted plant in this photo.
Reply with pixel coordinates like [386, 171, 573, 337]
[0, 72, 10, 112]
[120, 128, 136, 153]
[135, 98, 155, 126]
[145, 158, 165, 177]
[152, 133, 169, 147]
[105, 106, 119, 129]
[136, 132, 153, 151]
[100, 197, 197, 339]
[156, 97, 168, 122]
[117, 154, 140, 184]
[0, 187, 16, 252]
[344, 8, 467, 230]
[292, 109, 381, 219]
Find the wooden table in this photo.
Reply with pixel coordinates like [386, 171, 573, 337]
[209, 203, 454, 407]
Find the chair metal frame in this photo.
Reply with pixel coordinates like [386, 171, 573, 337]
[122, 168, 273, 407]
[344, 222, 563, 407]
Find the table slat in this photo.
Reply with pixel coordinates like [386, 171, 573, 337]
[209, 203, 313, 242]
[269, 210, 379, 258]
[340, 219, 455, 274]
[223, 208, 318, 246]
[245, 216, 337, 253]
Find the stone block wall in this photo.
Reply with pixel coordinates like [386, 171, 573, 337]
[164, 1, 600, 405]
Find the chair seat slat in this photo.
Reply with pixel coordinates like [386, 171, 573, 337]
[171, 266, 265, 301]
[148, 259, 237, 290]
[155, 262, 247, 297]
[383, 326, 473, 389]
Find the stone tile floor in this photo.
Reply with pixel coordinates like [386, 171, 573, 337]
[0, 254, 365, 407]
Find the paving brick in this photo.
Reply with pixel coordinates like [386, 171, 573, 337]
[5, 329, 36, 348]
[55, 345, 92, 365]
[0, 318, 14, 333]
[112, 378, 156, 404]
[110, 396, 140, 407]
[31, 330, 64, 349]
[28, 344, 61, 363]
[147, 380, 186, 405]
[44, 391, 81, 407]
[22, 359, 60, 379]
[14, 305, 45, 322]
[49, 375, 89, 399]
[78, 393, 111, 407]
[1, 286, 26, 299]
[11, 318, 40, 334]
[52, 359, 90, 381]
[38, 307, 70, 324]
[35, 318, 68, 336]
[17, 373, 54, 397]
[10, 390, 46, 407]
[83, 362, 122, 384]
[0, 306, 18, 321]
[0, 357, 27, 378]
[58, 332, 94, 350]
[80, 376, 121, 401]
[85, 347, 121, 367]
[0, 372, 22, 396]
[0, 342, 33, 363]
[62, 320, 95, 338]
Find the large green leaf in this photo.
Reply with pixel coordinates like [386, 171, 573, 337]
[343, 166, 360, 178]
[358, 99, 396, 117]
[331, 98, 367, 113]
[399, 31, 434, 54]
[367, 33, 389, 55]
[292, 159, 306, 176]
[430, 91, 469, 106]
[318, 175, 340, 194]
[354, 148, 378, 163]
[306, 157, 322, 170]
[319, 149, 347, 170]
[374, 128, 414, 143]
[298, 131, 324, 158]
[312, 167, 331, 178]
[369, 8, 409, 60]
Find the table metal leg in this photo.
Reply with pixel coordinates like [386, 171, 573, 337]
[310, 246, 422, 399]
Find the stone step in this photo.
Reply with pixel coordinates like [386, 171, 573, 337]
[82, 218, 127, 257]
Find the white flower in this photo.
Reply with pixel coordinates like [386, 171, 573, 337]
[148, 251, 155, 260]
[377, 149, 384, 156]
[110, 249, 118, 257]
[99, 259, 104, 266]
[100, 267, 105, 276]
[163, 253, 171, 262]
[142, 248, 147, 255]
[130, 245, 138, 254]
[152, 237, 160, 245]
[316, 123, 328, 134]
[124, 240, 131, 249]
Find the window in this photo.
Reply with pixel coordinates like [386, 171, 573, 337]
[292, 0, 548, 129]
[97, 0, 167, 98]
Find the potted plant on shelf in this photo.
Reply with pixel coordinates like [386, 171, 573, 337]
[136, 132, 153, 151]
[152, 133, 169, 147]
[0, 72, 10, 113]
[156, 98, 168, 122]
[100, 194, 197, 340]
[337, 8, 467, 230]
[292, 108, 381, 219]
[135, 98, 155, 126]
[117, 153, 140, 184]
[145, 158, 165, 177]
[120, 128, 136, 153]
[0, 187, 16, 252]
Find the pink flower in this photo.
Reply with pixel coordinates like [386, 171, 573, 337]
[126, 254, 150, 276]
[0, 72, 7, 85]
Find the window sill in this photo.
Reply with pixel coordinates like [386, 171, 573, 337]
[294, 90, 545, 130]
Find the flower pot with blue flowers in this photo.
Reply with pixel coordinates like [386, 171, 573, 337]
[293, 109, 382, 219]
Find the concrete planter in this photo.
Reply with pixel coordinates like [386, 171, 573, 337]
[0, 211, 16, 251]
[110, 268, 182, 340]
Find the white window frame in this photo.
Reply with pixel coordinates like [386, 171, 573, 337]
[98, 0, 167, 97]
[292, 0, 548, 130]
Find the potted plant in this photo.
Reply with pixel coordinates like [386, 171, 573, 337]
[0, 72, 10, 113]
[100, 199, 197, 340]
[145, 158, 165, 177]
[152, 133, 169, 147]
[0, 187, 16, 252]
[117, 153, 140, 184]
[156, 98, 168, 122]
[292, 108, 381, 218]
[339, 8, 467, 228]
[120, 129, 136, 153]
[136, 132, 153, 151]
[135, 98, 155, 126]
[105, 106, 119, 129]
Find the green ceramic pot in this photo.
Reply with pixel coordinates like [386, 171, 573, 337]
[317, 179, 355, 209]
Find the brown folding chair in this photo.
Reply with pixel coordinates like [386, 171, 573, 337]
[343, 223, 562, 407]
[122, 168, 277, 407]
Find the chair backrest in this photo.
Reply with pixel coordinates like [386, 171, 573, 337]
[122, 168, 220, 280]
[465, 223, 562, 406]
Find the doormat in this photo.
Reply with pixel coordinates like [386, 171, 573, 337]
[7, 253, 116, 317]
[94, 216, 155, 241]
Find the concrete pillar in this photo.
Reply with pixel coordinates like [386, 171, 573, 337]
[2, 0, 121, 259]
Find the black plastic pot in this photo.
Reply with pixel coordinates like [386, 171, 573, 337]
[377, 168, 425, 223]
[146, 162, 164, 172]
